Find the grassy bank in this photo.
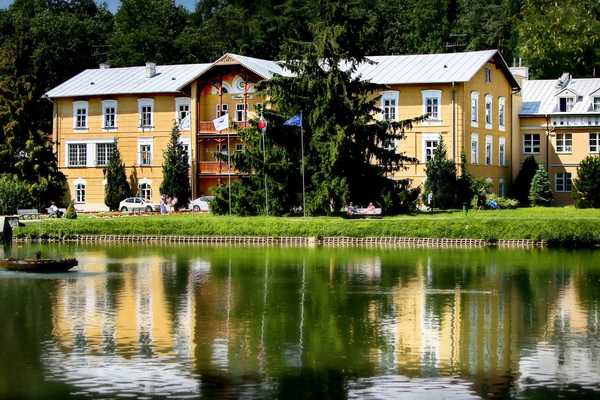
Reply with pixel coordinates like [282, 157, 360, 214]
[13, 208, 600, 247]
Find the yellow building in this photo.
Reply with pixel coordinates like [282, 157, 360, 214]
[46, 50, 519, 211]
[513, 69, 600, 205]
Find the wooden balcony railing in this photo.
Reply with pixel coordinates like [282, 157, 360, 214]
[198, 161, 237, 175]
[198, 120, 250, 134]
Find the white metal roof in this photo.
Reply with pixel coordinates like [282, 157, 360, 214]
[228, 54, 293, 79]
[355, 49, 518, 87]
[521, 78, 600, 115]
[45, 63, 211, 98]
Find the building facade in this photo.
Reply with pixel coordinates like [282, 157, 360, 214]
[47, 50, 521, 211]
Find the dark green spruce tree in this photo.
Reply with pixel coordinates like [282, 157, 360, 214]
[104, 142, 131, 211]
[423, 138, 461, 209]
[160, 124, 191, 210]
[529, 164, 553, 206]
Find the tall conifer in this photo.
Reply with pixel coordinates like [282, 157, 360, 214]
[160, 124, 191, 210]
[104, 142, 131, 211]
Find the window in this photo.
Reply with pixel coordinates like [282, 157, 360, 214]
[559, 97, 574, 112]
[138, 139, 153, 166]
[423, 134, 440, 162]
[102, 100, 117, 129]
[73, 101, 88, 129]
[68, 143, 87, 167]
[499, 179, 506, 197]
[593, 97, 600, 112]
[484, 68, 492, 83]
[523, 133, 540, 154]
[381, 91, 399, 121]
[498, 97, 506, 131]
[485, 135, 493, 165]
[216, 103, 229, 118]
[471, 92, 479, 127]
[555, 172, 572, 193]
[176, 98, 191, 130]
[75, 183, 86, 203]
[471, 134, 479, 164]
[422, 90, 442, 121]
[139, 183, 152, 200]
[485, 95, 493, 128]
[96, 142, 115, 166]
[214, 143, 228, 160]
[138, 99, 154, 129]
[235, 143, 244, 152]
[235, 103, 248, 122]
[590, 133, 600, 153]
[556, 133, 572, 153]
[179, 138, 191, 165]
[499, 137, 506, 166]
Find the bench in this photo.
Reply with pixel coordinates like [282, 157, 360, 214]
[347, 207, 383, 219]
[17, 209, 41, 220]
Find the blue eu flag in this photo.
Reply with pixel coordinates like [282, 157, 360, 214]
[283, 112, 302, 127]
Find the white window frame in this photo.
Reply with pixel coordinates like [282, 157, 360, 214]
[555, 172, 572, 193]
[179, 137, 191, 165]
[593, 97, 600, 112]
[471, 92, 479, 127]
[96, 142, 115, 167]
[422, 133, 441, 162]
[216, 103, 229, 118]
[590, 132, 600, 153]
[499, 137, 506, 166]
[74, 180, 86, 204]
[102, 100, 117, 130]
[558, 96, 574, 112]
[138, 98, 154, 131]
[498, 97, 506, 131]
[138, 138, 153, 166]
[381, 91, 399, 122]
[471, 134, 479, 164]
[421, 90, 442, 122]
[523, 133, 540, 154]
[485, 94, 493, 129]
[484, 68, 492, 83]
[138, 181, 152, 200]
[556, 133, 572, 154]
[235, 103, 248, 122]
[485, 135, 493, 165]
[175, 97, 191, 130]
[67, 143, 88, 167]
[73, 100, 88, 130]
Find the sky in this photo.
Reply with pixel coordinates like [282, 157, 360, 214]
[0, 0, 197, 13]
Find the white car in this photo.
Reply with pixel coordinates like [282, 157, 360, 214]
[119, 197, 160, 212]
[189, 196, 215, 212]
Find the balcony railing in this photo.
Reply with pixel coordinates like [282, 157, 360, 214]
[198, 161, 237, 175]
[198, 121, 250, 134]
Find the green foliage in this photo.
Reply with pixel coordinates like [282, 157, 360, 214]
[104, 142, 131, 211]
[487, 193, 519, 209]
[529, 165, 553, 206]
[380, 180, 421, 215]
[511, 155, 539, 206]
[423, 140, 472, 209]
[160, 124, 191, 210]
[0, 174, 34, 215]
[65, 200, 77, 219]
[573, 155, 600, 208]
[518, 0, 600, 78]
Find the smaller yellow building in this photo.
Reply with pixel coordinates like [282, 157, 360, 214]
[515, 70, 600, 205]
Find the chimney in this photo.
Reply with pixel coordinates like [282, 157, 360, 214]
[99, 63, 110, 69]
[145, 62, 157, 78]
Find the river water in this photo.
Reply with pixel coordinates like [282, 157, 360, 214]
[0, 244, 598, 399]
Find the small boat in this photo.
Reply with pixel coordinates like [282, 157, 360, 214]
[0, 258, 78, 273]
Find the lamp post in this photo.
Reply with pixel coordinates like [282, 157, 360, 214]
[544, 115, 555, 171]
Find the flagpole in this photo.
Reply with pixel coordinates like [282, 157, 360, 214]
[227, 130, 231, 216]
[262, 129, 269, 216]
[300, 112, 306, 217]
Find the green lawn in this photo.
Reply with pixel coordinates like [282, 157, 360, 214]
[14, 207, 600, 247]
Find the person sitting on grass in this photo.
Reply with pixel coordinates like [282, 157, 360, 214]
[48, 202, 62, 218]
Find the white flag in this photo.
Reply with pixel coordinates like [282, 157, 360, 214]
[212, 113, 229, 131]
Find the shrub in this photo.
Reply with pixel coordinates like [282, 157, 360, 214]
[511, 156, 538, 206]
[573, 155, 600, 208]
[381, 179, 421, 215]
[0, 174, 34, 214]
[65, 201, 77, 219]
[471, 177, 493, 208]
[423, 138, 464, 209]
[105, 142, 131, 211]
[487, 194, 518, 209]
[529, 165, 553, 206]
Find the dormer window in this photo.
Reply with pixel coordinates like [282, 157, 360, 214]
[559, 97, 574, 112]
[593, 97, 600, 112]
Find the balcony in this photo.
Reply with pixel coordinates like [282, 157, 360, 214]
[198, 121, 250, 134]
[198, 161, 238, 175]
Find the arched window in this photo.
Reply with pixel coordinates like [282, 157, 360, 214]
[75, 183, 86, 203]
[139, 183, 152, 200]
